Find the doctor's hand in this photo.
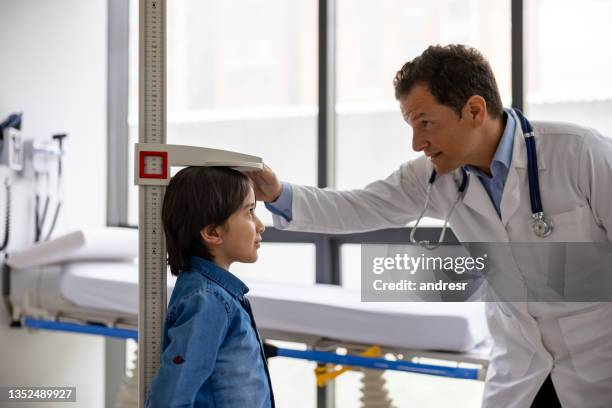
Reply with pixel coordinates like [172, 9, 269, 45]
[246, 163, 284, 202]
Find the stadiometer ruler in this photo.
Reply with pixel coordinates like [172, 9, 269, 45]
[137, 1, 167, 405]
[136, 1, 262, 405]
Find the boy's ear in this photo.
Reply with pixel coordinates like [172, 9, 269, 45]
[200, 225, 223, 246]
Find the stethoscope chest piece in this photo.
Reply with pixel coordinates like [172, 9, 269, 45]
[531, 212, 554, 238]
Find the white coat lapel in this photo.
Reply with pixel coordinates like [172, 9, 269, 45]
[500, 166, 521, 226]
[462, 172, 500, 222]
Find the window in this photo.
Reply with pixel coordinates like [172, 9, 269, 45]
[336, 0, 512, 191]
[127, 0, 318, 227]
[524, 0, 612, 138]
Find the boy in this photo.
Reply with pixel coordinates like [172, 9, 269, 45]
[146, 166, 274, 407]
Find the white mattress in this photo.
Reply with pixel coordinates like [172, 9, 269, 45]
[53, 262, 489, 352]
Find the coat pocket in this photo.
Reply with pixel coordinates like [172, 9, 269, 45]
[559, 303, 612, 382]
[545, 204, 600, 242]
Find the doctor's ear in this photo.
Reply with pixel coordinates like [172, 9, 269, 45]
[463, 95, 487, 126]
[200, 225, 224, 246]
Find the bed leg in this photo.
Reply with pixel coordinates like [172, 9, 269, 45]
[359, 369, 395, 408]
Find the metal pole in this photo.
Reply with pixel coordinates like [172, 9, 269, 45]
[511, 0, 524, 111]
[107, 0, 130, 227]
[317, 0, 338, 405]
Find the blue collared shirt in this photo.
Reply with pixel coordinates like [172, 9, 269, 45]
[146, 257, 275, 408]
[266, 110, 516, 221]
[465, 110, 515, 217]
[265, 182, 294, 221]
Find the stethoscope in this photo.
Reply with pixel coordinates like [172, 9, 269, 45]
[410, 108, 554, 250]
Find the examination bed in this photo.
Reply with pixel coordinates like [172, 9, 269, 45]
[6, 260, 490, 352]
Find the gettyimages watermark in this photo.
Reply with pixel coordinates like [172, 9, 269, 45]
[361, 243, 612, 302]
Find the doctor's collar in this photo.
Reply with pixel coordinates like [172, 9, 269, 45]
[464, 110, 515, 179]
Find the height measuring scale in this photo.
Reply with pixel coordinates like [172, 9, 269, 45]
[136, 1, 262, 405]
[137, 2, 166, 405]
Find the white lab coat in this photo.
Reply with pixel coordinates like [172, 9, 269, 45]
[271, 110, 612, 407]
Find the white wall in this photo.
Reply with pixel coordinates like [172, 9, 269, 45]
[0, 0, 107, 406]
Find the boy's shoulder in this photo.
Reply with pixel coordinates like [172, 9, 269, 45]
[168, 258, 249, 316]
[169, 270, 234, 314]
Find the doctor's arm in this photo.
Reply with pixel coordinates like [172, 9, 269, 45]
[248, 159, 434, 234]
[579, 131, 612, 241]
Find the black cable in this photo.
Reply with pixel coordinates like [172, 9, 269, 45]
[34, 194, 49, 243]
[34, 194, 40, 242]
[44, 202, 61, 242]
[39, 196, 50, 233]
[0, 179, 10, 252]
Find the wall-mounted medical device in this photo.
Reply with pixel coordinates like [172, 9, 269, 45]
[0, 113, 24, 172]
[0, 113, 24, 254]
[23, 133, 68, 242]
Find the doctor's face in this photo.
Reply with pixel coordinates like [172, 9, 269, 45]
[400, 85, 480, 175]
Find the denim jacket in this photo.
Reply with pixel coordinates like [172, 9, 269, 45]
[146, 257, 275, 407]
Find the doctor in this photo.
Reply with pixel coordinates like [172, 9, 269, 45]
[248, 44, 612, 407]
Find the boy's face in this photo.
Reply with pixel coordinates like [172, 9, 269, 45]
[213, 188, 264, 267]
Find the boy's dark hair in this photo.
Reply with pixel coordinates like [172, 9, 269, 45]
[162, 166, 252, 276]
[393, 44, 504, 119]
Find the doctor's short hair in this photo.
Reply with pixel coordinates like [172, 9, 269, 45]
[162, 166, 252, 276]
[393, 44, 504, 119]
